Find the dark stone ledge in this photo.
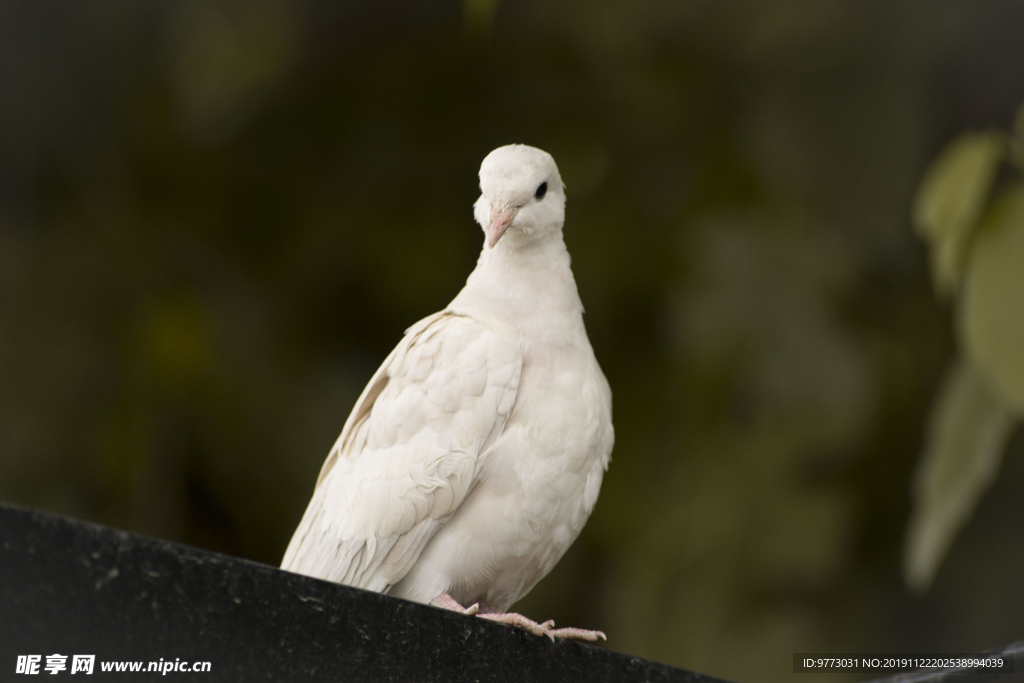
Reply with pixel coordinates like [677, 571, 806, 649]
[0, 502, 731, 682]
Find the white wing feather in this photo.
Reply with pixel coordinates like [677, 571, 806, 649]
[281, 310, 522, 593]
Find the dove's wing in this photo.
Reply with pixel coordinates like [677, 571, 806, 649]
[281, 311, 522, 593]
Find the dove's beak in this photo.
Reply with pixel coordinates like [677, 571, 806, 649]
[487, 205, 519, 248]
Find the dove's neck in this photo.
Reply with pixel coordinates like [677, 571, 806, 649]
[449, 232, 585, 340]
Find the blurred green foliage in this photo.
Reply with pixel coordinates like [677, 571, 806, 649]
[1, 1, 1024, 681]
[906, 105, 1024, 593]
[913, 131, 1005, 296]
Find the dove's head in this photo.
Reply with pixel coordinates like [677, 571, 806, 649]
[474, 145, 565, 249]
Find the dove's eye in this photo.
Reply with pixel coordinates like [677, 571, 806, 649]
[534, 181, 548, 200]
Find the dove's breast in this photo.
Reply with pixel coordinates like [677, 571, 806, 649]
[390, 322, 613, 610]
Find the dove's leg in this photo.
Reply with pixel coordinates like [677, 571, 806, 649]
[474, 602, 606, 642]
[429, 593, 479, 615]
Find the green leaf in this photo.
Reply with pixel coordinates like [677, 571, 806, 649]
[904, 361, 1016, 593]
[960, 182, 1024, 414]
[913, 131, 1006, 295]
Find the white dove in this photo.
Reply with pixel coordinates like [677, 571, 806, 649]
[281, 144, 613, 641]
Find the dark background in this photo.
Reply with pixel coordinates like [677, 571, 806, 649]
[1, 2, 1023, 681]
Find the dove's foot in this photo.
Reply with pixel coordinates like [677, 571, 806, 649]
[430, 594, 606, 642]
[430, 592, 479, 615]
[477, 610, 607, 642]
